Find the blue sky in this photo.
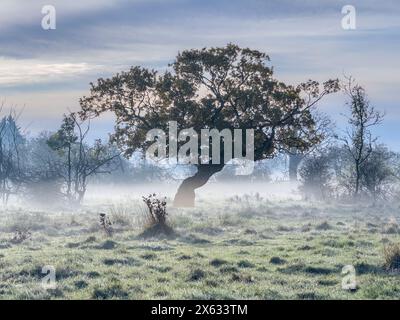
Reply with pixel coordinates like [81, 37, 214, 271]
[0, 0, 399, 149]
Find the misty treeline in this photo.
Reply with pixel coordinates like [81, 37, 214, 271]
[0, 109, 167, 206]
[2, 77, 399, 207]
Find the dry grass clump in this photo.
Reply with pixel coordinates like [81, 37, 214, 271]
[383, 243, 400, 271]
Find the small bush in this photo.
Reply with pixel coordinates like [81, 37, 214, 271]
[143, 194, 167, 225]
[138, 194, 175, 238]
[383, 243, 400, 270]
[99, 213, 113, 236]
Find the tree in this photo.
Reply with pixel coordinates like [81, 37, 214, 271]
[48, 113, 121, 204]
[79, 44, 339, 206]
[299, 150, 333, 200]
[47, 114, 77, 198]
[0, 107, 26, 204]
[341, 78, 384, 198]
[24, 131, 65, 205]
[287, 112, 333, 181]
[359, 144, 396, 201]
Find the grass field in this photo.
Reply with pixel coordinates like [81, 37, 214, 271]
[0, 193, 399, 300]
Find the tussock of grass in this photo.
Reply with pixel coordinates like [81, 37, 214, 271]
[270, 257, 286, 265]
[231, 273, 254, 283]
[237, 260, 255, 268]
[315, 221, 332, 231]
[92, 284, 128, 299]
[189, 269, 206, 281]
[97, 240, 117, 249]
[383, 243, 400, 270]
[210, 258, 228, 267]
[74, 280, 88, 289]
[354, 262, 381, 275]
[303, 266, 335, 275]
[140, 253, 157, 260]
[178, 254, 191, 261]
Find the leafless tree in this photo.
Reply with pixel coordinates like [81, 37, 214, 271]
[341, 77, 384, 198]
[0, 104, 26, 204]
[48, 113, 122, 204]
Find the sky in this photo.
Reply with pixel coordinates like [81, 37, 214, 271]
[0, 0, 399, 149]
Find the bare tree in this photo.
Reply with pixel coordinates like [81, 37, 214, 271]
[24, 131, 65, 205]
[48, 113, 122, 204]
[0, 105, 26, 204]
[341, 77, 384, 198]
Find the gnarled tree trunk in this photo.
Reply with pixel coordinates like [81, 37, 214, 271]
[173, 164, 224, 207]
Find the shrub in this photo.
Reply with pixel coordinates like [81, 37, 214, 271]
[138, 194, 175, 238]
[142, 194, 167, 226]
[299, 152, 333, 200]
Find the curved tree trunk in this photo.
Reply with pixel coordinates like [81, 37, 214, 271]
[173, 164, 224, 207]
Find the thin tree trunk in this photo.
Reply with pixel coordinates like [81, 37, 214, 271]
[355, 163, 360, 197]
[173, 164, 224, 207]
[288, 153, 303, 181]
[67, 144, 72, 198]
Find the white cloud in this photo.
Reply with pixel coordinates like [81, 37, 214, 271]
[0, 58, 100, 86]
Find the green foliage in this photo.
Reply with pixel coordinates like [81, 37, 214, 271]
[47, 115, 77, 153]
[79, 44, 339, 163]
